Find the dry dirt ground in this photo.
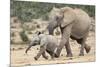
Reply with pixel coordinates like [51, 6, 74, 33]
[10, 32, 95, 67]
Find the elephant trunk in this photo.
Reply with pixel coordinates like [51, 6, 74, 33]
[25, 43, 36, 54]
[47, 22, 56, 35]
[47, 25, 54, 35]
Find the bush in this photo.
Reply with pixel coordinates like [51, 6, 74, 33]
[11, 1, 95, 22]
[19, 30, 29, 42]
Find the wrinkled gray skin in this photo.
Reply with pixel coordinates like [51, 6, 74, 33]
[47, 7, 91, 58]
[25, 32, 58, 60]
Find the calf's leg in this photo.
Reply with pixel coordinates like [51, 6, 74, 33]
[42, 52, 48, 59]
[34, 46, 46, 60]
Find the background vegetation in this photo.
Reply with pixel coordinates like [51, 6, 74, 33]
[11, 0, 95, 22]
[19, 30, 29, 42]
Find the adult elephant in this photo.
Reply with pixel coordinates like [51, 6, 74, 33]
[47, 7, 91, 57]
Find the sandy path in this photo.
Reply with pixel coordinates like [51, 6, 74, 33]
[10, 32, 95, 67]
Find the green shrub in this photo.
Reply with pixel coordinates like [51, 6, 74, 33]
[20, 30, 29, 42]
[11, 1, 95, 22]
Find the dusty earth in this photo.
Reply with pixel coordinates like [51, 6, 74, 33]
[10, 32, 95, 67]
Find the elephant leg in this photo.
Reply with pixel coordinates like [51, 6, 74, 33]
[51, 52, 55, 59]
[83, 32, 91, 54]
[42, 51, 48, 60]
[79, 43, 85, 56]
[76, 38, 84, 56]
[48, 52, 55, 59]
[55, 38, 67, 57]
[34, 46, 46, 60]
[65, 39, 73, 57]
[55, 25, 72, 57]
[83, 33, 91, 53]
[70, 35, 90, 54]
[84, 43, 91, 53]
[46, 49, 54, 59]
[77, 37, 91, 56]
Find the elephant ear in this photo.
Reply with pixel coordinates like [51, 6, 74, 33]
[60, 7, 76, 28]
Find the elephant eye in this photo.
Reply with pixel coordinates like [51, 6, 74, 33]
[56, 16, 62, 22]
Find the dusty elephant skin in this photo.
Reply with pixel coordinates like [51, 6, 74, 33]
[47, 7, 91, 57]
[25, 32, 58, 60]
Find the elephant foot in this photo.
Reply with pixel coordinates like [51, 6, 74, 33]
[44, 56, 48, 60]
[67, 53, 73, 57]
[51, 57, 54, 60]
[79, 53, 84, 56]
[85, 45, 91, 53]
[34, 57, 38, 60]
[54, 54, 59, 58]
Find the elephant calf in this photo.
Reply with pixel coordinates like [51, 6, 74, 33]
[25, 32, 58, 60]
